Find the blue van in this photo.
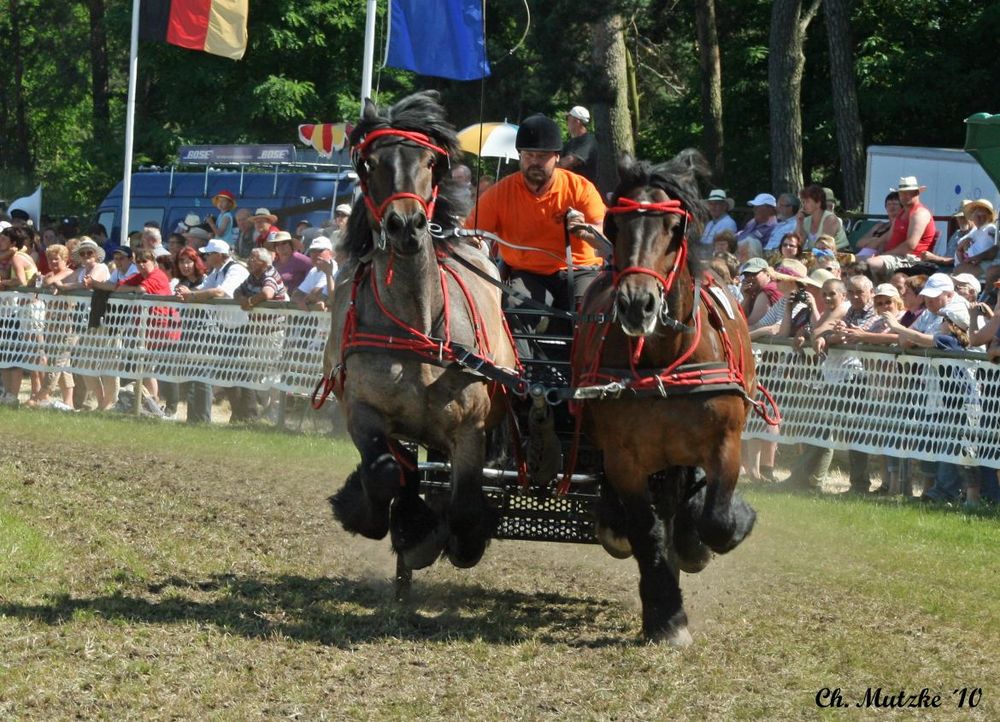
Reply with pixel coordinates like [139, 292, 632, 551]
[94, 144, 357, 240]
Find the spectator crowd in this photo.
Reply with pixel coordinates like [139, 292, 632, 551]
[697, 177, 1000, 508]
[0, 196, 350, 424]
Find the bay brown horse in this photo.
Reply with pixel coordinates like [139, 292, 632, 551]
[572, 151, 759, 645]
[324, 91, 518, 574]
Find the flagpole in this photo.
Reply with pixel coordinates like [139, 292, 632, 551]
[120, 0, 142, 246]
[361, 0, 377, 105]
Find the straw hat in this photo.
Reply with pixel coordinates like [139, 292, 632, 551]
[952, 199, 972, 217]
[873, 283, 900, 299]
[963, 198, 995, 222]
[265, 230, 294, 245]
[74, 238, 105, 263]
[890, 176, 926, 193]
[809, 268, 836, 285]
[251, 208, 278, 223]
[704, 189, 734, 210]
[770, 259, 819, 286]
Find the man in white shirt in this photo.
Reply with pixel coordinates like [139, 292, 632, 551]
[175, 239, 249, 302]
[766, 193, 799, 252]
[108, 245, 138, 284]
[737, 193, 779, 249]
[293, 236, 338, 311]
[884, 273, 969, 344]
[698, 189, 737, 251]
[174, 239, 250, 423]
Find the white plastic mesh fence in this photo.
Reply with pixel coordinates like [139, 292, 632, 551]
[0, 290, 327, 395]
[2, 290, 997, 468]
[744, 342, 1000, 469]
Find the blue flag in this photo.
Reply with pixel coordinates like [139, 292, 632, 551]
[386, 0, 491, 81]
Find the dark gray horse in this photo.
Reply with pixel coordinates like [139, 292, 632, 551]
[325, 91, 518, 575]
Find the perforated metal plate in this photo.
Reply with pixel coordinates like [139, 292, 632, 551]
[420, 472, 600, 545]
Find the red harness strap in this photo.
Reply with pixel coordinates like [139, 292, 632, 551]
[353, 128, 449, 226]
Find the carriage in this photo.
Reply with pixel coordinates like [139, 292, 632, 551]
[321, 91, 771, 645]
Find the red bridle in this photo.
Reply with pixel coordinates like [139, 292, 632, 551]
[353, 128, 449, 227]
[604, 196, 693, 298]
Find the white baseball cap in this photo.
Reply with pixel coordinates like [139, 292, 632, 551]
[747, 193, 777, 208]
[308, 236, 334, 252]
[951, 273, 981, 296]
[199, 239, 231, 255]
[919, 273, 954, 298]
[335, 203, 353, 217]
[568, 106, 590, 124]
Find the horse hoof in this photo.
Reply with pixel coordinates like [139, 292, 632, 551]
[329, 470, 389, 540]
[673, 523, 713, 573]
[445, 536, 489, 568]
[596, 525, 633, 559]
[645, 622, 694, 648]
[676, 550, 712, 574]
[399, 523, 449, 570]
[445, 499, 498, 568]
[391, 496, 447, 569]
[663, 626, 694, 648]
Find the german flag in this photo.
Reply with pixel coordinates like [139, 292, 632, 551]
[139, 0, 249, 61]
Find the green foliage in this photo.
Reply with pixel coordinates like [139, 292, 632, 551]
[3, 0, 1000, 220]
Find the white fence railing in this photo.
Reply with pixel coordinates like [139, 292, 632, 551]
[0, 289, 328, 394]
[744, 341, 1000, 469]
[1, 290, 997, 468]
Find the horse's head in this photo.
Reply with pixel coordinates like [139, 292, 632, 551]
[350, 91, 461, 259]
[605, 152, 709, 336]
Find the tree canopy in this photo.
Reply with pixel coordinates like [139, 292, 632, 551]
[1, 0, 996, 217]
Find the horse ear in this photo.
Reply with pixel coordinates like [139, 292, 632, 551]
[618, 154, 636, 178]
[362, 98, 378, 121]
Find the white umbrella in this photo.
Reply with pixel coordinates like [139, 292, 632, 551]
[457, 122, 519, 161]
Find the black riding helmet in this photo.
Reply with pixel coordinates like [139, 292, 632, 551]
[515, 114, 563, 153]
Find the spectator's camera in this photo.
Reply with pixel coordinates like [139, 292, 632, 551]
[791, 288, 810, 305]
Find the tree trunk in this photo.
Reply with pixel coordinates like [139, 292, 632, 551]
[87, 0, 111, 139]
[694, 0, 724, 179]
[9, 0, 32, 172]
[823, 0, 865, 211]
[767, 0, 821, 196]
[590, 14, 634, 196]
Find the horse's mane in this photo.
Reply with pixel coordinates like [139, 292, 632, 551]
[343, 90, 470, 258]
[609, 149, 712, 273]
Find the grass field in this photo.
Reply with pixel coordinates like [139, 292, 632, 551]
[2, 408, 999, 720]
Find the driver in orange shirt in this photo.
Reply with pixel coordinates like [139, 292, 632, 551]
[467, 114, 606, 316]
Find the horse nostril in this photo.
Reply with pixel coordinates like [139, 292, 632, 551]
[616, 295, 630, 317]
[644, 293, 656, 315]
[385, 212, 404, 235]
[412, 213, 427, 231]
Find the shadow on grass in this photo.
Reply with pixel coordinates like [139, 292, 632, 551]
[0, 573, 630, 648]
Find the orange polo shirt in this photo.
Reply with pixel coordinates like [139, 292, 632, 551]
[467, 168, 606, 275]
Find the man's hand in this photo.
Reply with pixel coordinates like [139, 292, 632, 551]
[569, 223, 598, 246]
[880, 311, 903, 331]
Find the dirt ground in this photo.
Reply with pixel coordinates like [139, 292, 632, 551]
[3, 415, 998, 720]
